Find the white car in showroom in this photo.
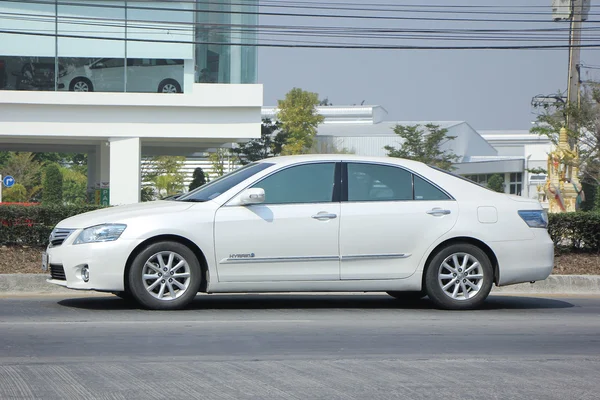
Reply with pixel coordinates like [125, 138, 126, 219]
[58, 58, 183, 93]
[44, 155, 554, 310]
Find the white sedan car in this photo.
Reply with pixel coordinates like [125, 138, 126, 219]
[44, 155, 554, 310]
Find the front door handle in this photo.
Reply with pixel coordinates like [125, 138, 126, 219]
[312, 212, 337, 220]
[427, 208, 451, 216]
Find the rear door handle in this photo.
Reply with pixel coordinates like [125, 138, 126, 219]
[312, 212, 337, 220]
[427, 208, 451, 216]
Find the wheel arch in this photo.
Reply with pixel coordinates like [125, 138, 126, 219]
[124, 234, 210, 293]
[158, 78, 181, 92]
[69, 76, 93, 91]
[421, 236, 500, 288]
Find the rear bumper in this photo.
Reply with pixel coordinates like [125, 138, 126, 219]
[492, 229, 554, 286]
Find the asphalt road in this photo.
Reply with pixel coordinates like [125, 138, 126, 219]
[1, 293, 600, 400]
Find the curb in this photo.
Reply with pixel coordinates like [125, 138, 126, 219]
[0, 274, 599, 295]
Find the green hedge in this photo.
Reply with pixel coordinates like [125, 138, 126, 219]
[548, 212, 600, 253]
[0, 204, 104, 247]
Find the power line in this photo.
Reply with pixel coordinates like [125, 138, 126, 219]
[3, 29, 600, 50]
[3, 0, 600, 24]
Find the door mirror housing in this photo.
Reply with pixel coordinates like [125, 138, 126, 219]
[240, 188, 265, 205]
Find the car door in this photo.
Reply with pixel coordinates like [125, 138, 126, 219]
[90, 58, 125, 92]
[214, 162, 341, 282]
[340, 162, 458, 280]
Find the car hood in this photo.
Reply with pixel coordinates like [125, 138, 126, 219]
[56, 201, 196, 229]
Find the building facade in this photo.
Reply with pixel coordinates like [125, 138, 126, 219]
[262, 106, 553, 205]
[0, 0, 262, 205]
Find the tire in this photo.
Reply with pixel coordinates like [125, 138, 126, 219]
[386, 291, 425, 301]
[158, 79, 181, 93]
[128, 241, 202, 310]
[70, 78, 93, 92]
[424, 243, 493, 310]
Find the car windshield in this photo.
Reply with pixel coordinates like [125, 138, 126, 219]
[177, 162, 273, 202]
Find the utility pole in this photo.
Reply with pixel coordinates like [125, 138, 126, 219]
[566, 0, 584, 146]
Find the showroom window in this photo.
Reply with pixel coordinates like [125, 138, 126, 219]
[0, 0, 258, 92]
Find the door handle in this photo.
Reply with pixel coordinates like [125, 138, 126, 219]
[312, 212, 337, 220]
[427, 208, 451, 216]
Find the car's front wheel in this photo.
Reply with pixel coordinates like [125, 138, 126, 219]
[70, 78, 93, 92]
[424, 243, 493, 310]
[158, 79, 181, 93]
[128, 241, 202, 310]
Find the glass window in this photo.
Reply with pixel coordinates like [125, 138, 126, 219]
[252, 163, 336, 204]
[414, 176, 450, 201]
[509, 173, 522, 196]
[178, 162, 273, 202]
[347, 163, 412, 202]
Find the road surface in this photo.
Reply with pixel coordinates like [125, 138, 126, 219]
[1, 293, 599, 399]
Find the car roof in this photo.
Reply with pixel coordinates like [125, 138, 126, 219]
[257, 154, 427, 169]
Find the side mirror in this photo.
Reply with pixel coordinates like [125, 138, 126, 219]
[240, 188, 265, 205]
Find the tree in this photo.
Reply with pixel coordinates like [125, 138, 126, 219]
[42, 164, 63, 205]
[146, 156, 186, 198]
[277, 88, 324, 155]
[487, 174, 505, 193]
[231, 119, 287, 165]
[0, 152, 43, 202]
[319, 97, 332, 106]
[61, 167, 88, 205]
[531, 85, 600, 185]
[209, 149, 232, 177]
[2, 183, 27, 203]
[189, 167, 208, 191]
[384, 124, 459, 171]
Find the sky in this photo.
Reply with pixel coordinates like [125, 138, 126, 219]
[257, 0, 600, 130]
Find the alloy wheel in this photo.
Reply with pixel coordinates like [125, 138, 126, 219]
[437, 252, 484, 301]
[142, 251, 191, 301]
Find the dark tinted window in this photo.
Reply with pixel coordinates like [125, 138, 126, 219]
[347, 163, 412, 202]
[252, 163, 336, 204]
[414, 175, 450, 201]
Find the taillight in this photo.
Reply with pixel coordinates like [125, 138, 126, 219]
[518, 210, 548, 229]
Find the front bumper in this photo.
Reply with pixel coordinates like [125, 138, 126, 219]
[45, 234, 142, 292]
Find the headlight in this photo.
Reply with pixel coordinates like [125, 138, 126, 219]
[518, 210, 548, 229]
[74, 224, 127, 244]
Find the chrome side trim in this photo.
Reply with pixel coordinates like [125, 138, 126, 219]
[220, 256, 339, 264]
[341, 253, 411, 261]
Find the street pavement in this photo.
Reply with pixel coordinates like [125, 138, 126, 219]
[1, 293, 599, 399]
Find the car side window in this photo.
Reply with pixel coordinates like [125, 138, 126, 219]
[347, 163, 412, 201]
[251, 163, 336, 204]
[414, 175, 450, 201]
[102, 58, 124, 68]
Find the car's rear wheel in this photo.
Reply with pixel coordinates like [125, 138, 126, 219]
[158, 79, 181, 93]
[424, 243, 493, 310]
[386, 291, 425, 301]
[128, 241, 201, 310]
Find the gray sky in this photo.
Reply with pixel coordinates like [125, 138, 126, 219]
[258, 0, 600, 130]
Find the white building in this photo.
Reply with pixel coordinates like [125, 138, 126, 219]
[262, 106, 553, 201]
[0, 1, 262, 205]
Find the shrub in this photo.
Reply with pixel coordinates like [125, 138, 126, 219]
[548, 212, 600, 253]
[42, 164, 63, 205]
[2, 183, 28, 202]
[189, 167, 207, 191]
[0, 204, 104, 247]
[487, 174, 505, 193]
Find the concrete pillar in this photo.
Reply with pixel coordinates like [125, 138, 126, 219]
[96, 141, 110, 187]
[87, 151, 96, 192]
[109, 137, 141, 205]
